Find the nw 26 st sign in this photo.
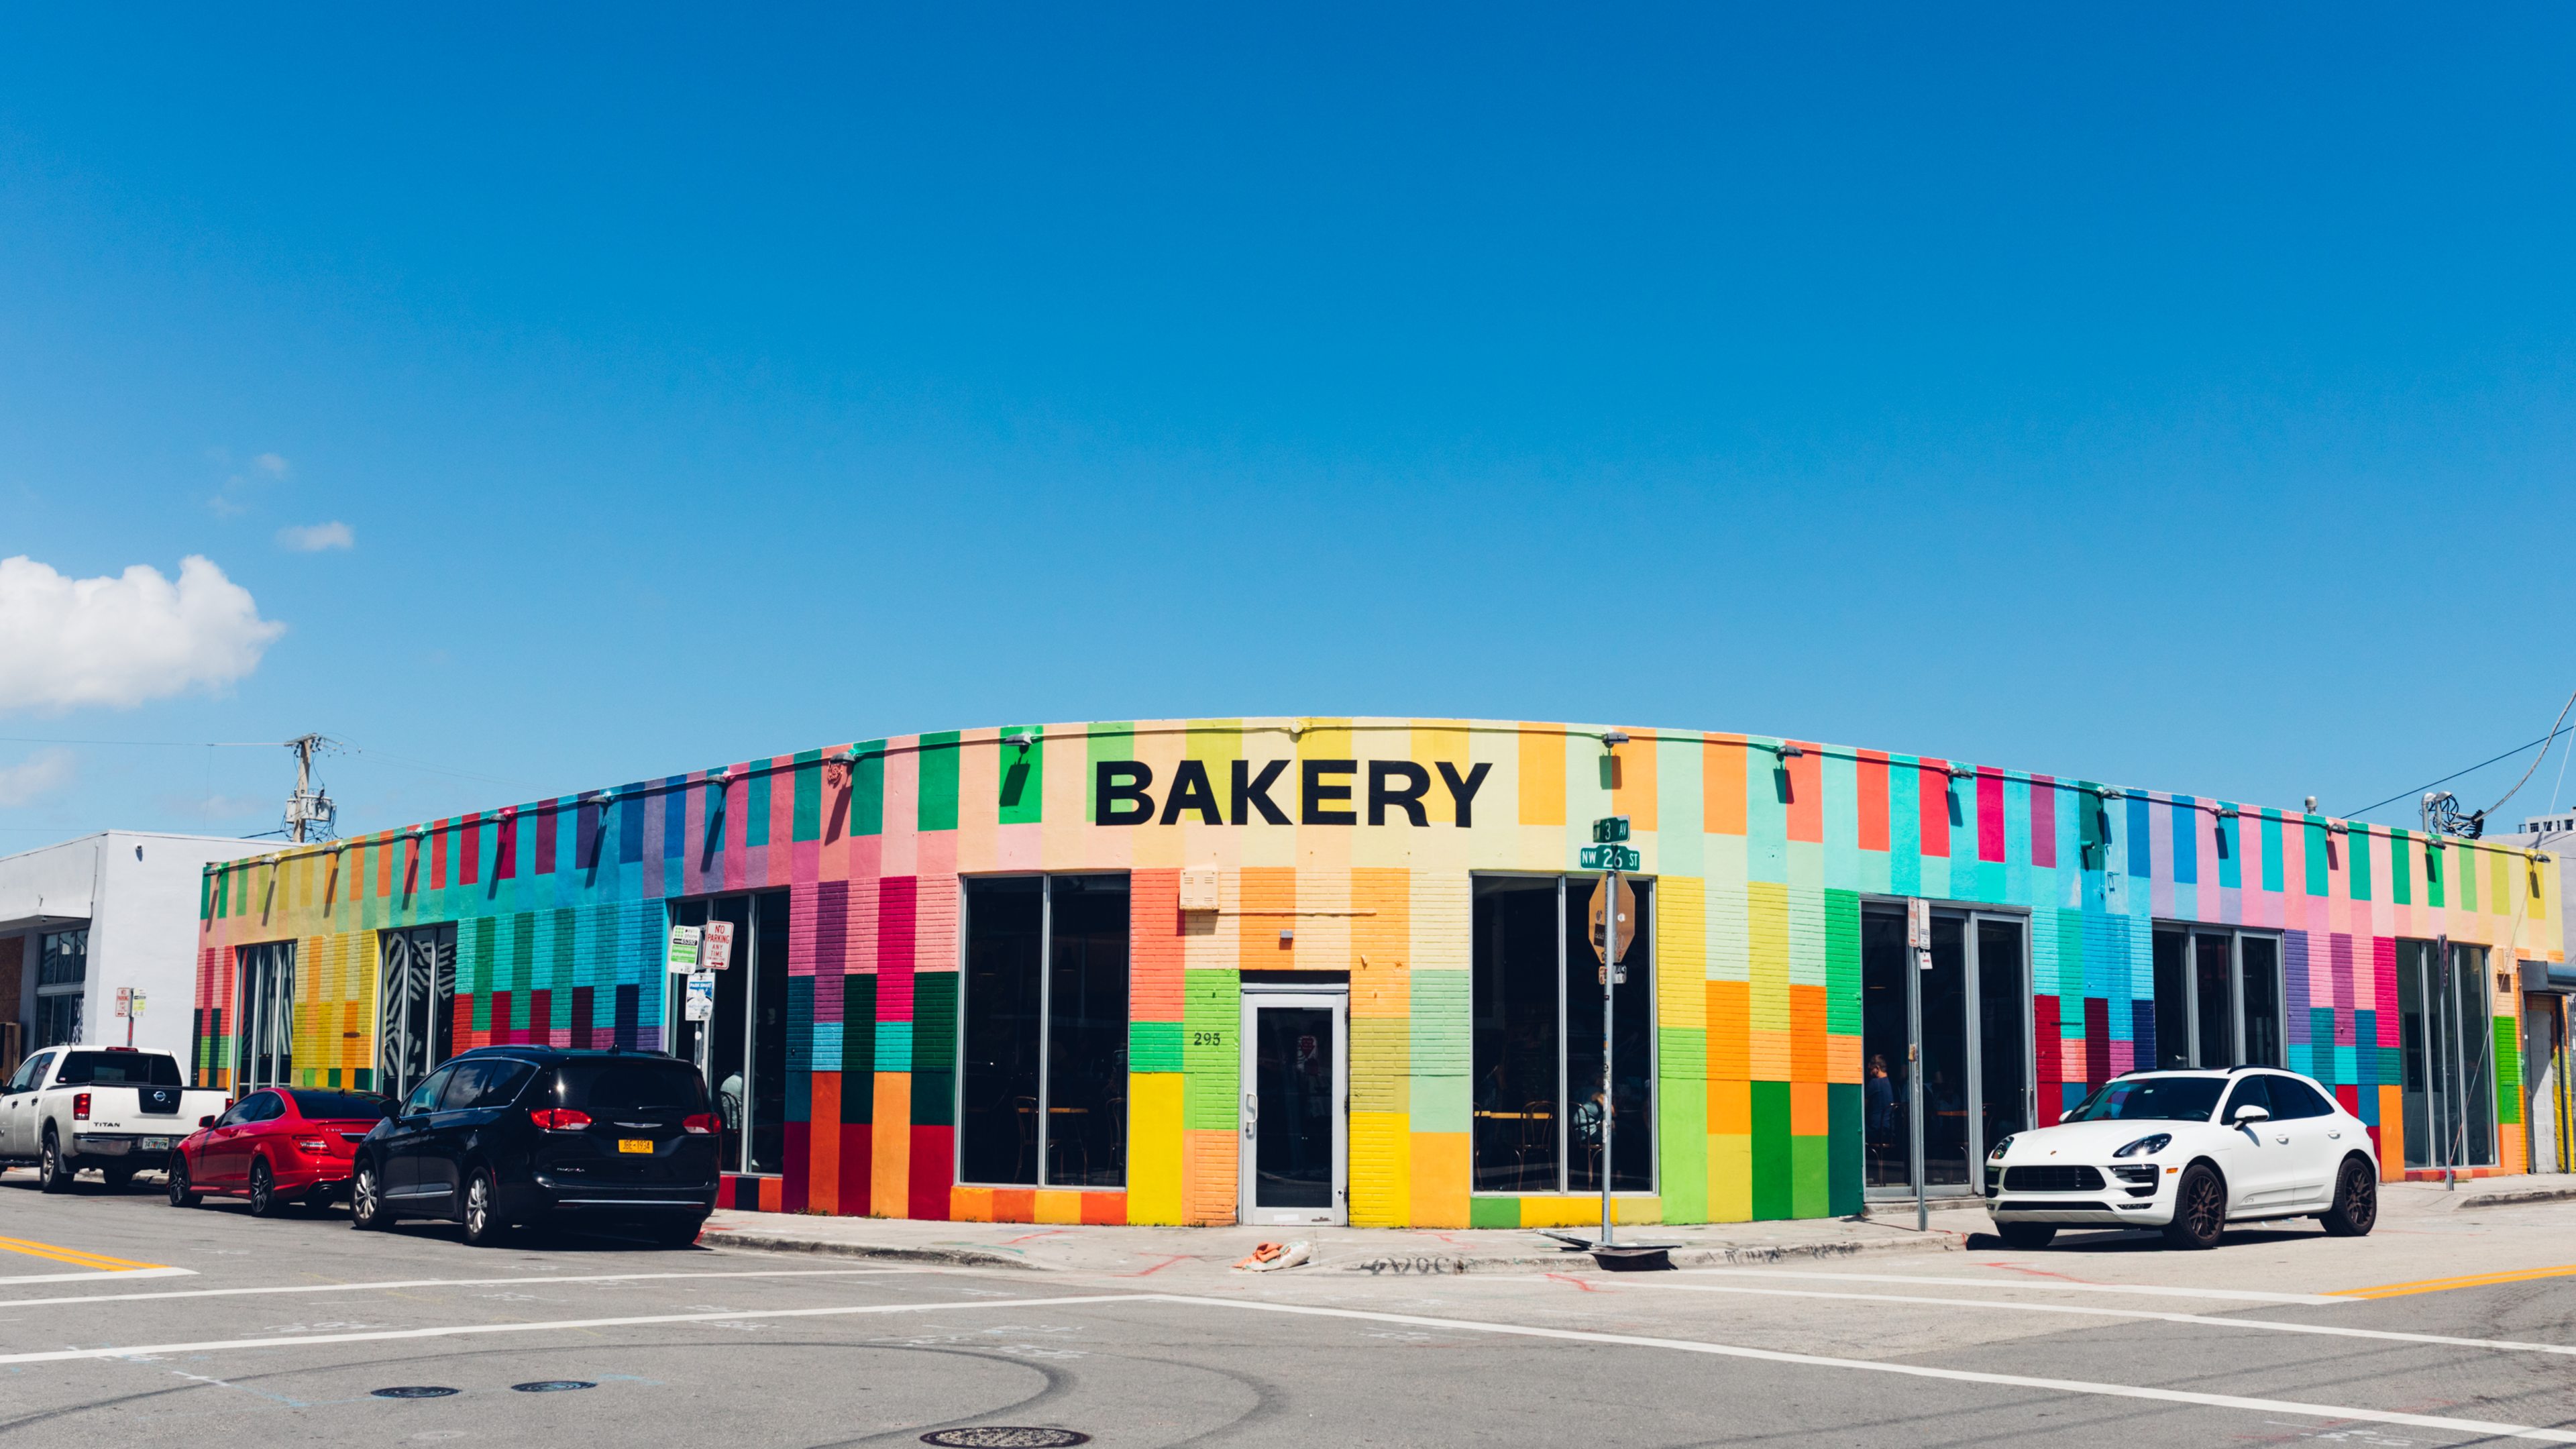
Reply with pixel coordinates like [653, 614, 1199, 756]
[1093, 757, 1493, 827]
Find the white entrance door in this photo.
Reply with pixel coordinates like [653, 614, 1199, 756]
[1238, 988, 1347, 1226]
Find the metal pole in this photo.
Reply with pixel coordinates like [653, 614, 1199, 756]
[1601, 867, 1619, 1248]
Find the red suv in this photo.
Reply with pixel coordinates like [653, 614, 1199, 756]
[168, 1087, 396, 1216]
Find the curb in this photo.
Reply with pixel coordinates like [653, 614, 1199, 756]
[2446, 1186, 2576, 1212]
[1332, 1231, 1969, 1276]
[698, 1228, 1046, 1271]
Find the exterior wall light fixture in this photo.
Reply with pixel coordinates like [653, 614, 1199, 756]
[1771, 743, 1803, 760]
[1601, 730, 1629, 748]
[2095, 785, 2124, 800]
[2217, 806, 2241, 820]
[586, 790, 615, 808]
[1947, 763, 1976, 780]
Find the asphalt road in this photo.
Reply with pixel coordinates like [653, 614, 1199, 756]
[8, 1172, 2576, 1447]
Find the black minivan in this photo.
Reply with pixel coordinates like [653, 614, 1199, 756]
[350, 1046, 720, 1246]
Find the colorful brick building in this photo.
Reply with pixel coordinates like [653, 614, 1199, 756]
[191, 719, 2567, 1225]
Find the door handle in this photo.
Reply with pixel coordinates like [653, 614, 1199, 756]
[2327, 1130, 2342, 1139]
[2274, 1134, 2290, 1144]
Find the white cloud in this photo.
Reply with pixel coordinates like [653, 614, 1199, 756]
[254, 453, 290, 477]
[0, 749, 74, 807]
[0, 555, 286, 711]
[276, 521, 354, 552]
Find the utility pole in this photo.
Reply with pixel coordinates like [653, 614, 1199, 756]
[283, 733, 339, 843]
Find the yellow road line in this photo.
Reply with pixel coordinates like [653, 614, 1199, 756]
[0, 1235, 166, 1273]
[2337, 1264, 2576, 1300]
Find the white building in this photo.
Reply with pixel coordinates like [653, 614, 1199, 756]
[0, 831, 267, 1071]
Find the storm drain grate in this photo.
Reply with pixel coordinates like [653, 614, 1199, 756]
[371, 1387, 460, 1399]
[513, 1381, 597, 1393]
[921, 1430, 1091, 1448]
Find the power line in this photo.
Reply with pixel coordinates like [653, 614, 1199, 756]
[0, 735, 280, 747]
[2343, 725, 2572, 820]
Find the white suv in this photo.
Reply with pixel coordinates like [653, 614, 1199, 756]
[1985, 1067, 2379, 1250]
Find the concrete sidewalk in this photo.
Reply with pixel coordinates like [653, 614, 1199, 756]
[700, 1172, 2576, 1278]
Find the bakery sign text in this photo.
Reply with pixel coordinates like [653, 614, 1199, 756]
[1093, 758, 1493, 827]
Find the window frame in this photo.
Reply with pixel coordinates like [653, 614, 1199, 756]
[953, 870, 1134, 1192]
[34, 927, 88, 1049]
[2148, 922, 2288, 1069]
[1466, 870, 1660, 1198]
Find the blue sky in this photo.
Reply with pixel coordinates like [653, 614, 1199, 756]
[3, 6, 2573, 844]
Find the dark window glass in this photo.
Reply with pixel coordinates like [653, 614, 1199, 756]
[1564, 877, 1654, 1193]
[2398, 939, 2430, 1167]
[1860, 910, 1909, 1189]
[5, 1054, 49, 1094]
[38, 928, 87, 986]
[1473, 877, 1563, 1193]
[376, 924, 456, 1102]
[2241, 936, 2284, 1067]
[1046, 875, 1130, 1189]
[2194, 934, 2235, 1066]
[2222, 1073, 2273, 1122]
[1253, 1004, 1334, 1208]
[2063, 1075, 2226, 1122]
[2150, 929, 2191, 1069]
[2455, 944, 2496, 1166]
[1913, 914, 1969, 1188]
[56, 1051, 183, 1086]
[2263, 1076, 2334, 1120]
[1977, 918, 2029, 1149]
[959, 875, 1129, 1189]
[961, 877, 1044, 1185]
[749, 890, 790, 1174]
[235, 939, 296, 1089]
[403, 1066, 455, 1116]
[555, 1063, 708, 1114]
[234, 1091, 284, 1122]
[464, 1060, 537, 1108]
[286, 1089, 394, 1121]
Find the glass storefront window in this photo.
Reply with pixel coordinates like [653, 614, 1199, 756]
[1469, 875, 1654, 1195]
[34, 928, 87, 1049]
[667, 890, 792, 1177]
[2398, 938, 2498, 1169]
[957, 874, 1130, 1189]
[2149, 924, 2285, 1068]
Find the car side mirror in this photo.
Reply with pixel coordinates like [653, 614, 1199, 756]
[2231, 1104, 2271, 1124]
[197, 1115, 215, 1128]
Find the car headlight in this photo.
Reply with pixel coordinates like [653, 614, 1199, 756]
[2113, 1132, 2171, 1159]
[1988, 1135, 2015, 1161]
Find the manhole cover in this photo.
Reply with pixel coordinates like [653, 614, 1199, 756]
[511, 1381, 596, 1393]
[921, 1431, 1091, 1448]
[371, 1386, 460, 1399]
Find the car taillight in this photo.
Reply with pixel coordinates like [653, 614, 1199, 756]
[682, 1113, 717, 1135]
[528, 1108, 592, 1132]
[295, 1138, 331, 1152]
[72, 1093, 90, 1121]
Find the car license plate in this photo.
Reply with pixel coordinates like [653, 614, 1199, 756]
[619, 1138, 653, 1155]
[140, 1137, 169, 1150]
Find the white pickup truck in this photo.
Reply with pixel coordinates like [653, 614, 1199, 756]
[0, 1046, 229, 1192]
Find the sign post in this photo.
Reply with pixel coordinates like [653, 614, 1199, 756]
[1587, 820, 1638, 1249]
[115, 987, 143, 1047]
[1907, 898, 1929, 1230]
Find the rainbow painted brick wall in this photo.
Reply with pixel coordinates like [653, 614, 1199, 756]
[192, 719, 2566, 1224]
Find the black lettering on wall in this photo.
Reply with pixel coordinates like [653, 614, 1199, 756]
[1160, 759, 1224, 826]
[1302, 759, 1358, 826]
[1437, 761, 1492, 826]
[1097, 761, 1156, 825]
[1369, 761, 1431, 826]
[1232, 758, 1291, 826]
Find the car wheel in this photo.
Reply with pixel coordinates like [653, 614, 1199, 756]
[37, 1132, 70, 1194]
[460, 1167, 508, 1247]
[2320, 1155, 2379, 1238]
[1998, 1223, 2055, 1250]
[247, 1159, 281, 1218]
[168, 1155, 202, 1208]
[2161, 1163, 2227, 1250]
[650, 1216, 707, 1249]
[349, 1161, 389, 1231]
